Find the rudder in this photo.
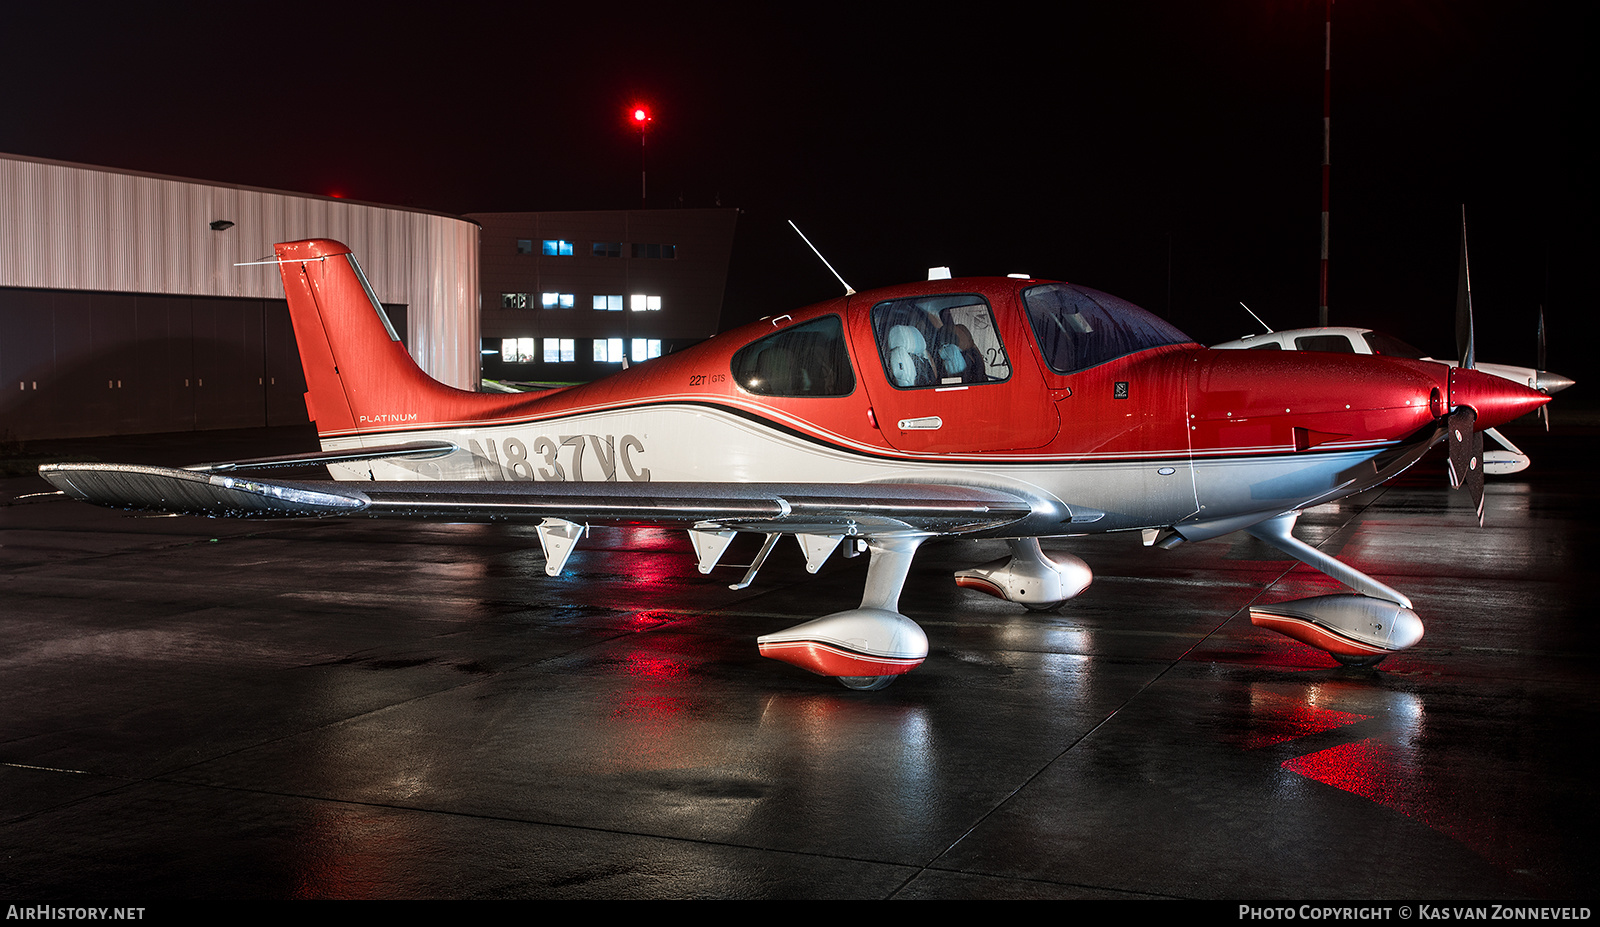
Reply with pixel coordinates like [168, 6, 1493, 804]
[273, 239, 502, 437]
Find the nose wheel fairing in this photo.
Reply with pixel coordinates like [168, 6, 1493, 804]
[1249, 594, 1424, 663]
[1243, 512, 1424, 664]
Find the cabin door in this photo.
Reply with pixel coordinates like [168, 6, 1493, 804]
[847, 288, 1057, 454]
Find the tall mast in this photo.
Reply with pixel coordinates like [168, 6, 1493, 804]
[1319, 0, 1333, 326]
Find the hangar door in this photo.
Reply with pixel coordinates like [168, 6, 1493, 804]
[0, 289, 400, 441]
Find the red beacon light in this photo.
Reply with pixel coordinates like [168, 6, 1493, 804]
[631, 106, 652, 128]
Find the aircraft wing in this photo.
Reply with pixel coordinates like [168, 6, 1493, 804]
[36, 462, 1035, 537]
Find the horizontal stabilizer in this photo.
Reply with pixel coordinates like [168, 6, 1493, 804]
[38, 463, 370, 518]
[38, 463, 1035, 535]
[186, 441, 458, 473]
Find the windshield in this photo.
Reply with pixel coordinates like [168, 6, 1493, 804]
[1022, 283, 1193, 374]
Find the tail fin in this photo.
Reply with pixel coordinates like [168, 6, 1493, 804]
[274, 239, 515, 437]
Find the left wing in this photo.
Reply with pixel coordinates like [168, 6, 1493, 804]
[39, 459, 1042, 682]
[37, 462, 1034, 536]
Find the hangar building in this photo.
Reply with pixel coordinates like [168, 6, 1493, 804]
[1, 154, 739, 443]
[1, 152, 480, 441]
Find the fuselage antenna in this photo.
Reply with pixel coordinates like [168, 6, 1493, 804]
[788, 220, 855, 295]
[1240, 302, 1275, 334]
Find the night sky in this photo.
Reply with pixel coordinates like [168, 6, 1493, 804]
[2, 2, 1588, 376]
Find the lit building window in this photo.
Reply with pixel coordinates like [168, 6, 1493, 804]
[593, 338, 625, 362]
[630, 294, 662, 312]
[542, 239, 574, 256]
[501, 293, 529, 309]
[516, 239, 533, 255]
[543, 338, 576, 363]
[592, 294, 623, 311]
[630, 243, 676, 259]
[502, 338, 537, 363]
[631, 338, 661, 362]
[592, 241, 622, 258]
[542, 292, 575, 309]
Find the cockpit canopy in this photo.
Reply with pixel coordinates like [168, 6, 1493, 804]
[728, 279, 1194, 399]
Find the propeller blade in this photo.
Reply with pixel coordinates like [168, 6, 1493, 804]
[1446, 405, 1485, 526]
[1537, 306, 1551, 430]
[1446, 405, 1474, 489]
[1468, 426, 1484, 525]
[1467, 426, 1485, 525]
[1537, 305, 1547, 372]
[1455, 206, 1476, 370]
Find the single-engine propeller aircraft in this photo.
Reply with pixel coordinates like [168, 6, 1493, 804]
[1213, 324, 1573, 475]
[40, 239, 1549, 687]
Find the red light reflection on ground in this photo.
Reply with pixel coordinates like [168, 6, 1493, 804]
[620, 609, 682, 632]
[611, 556, 683, 587]
[1284, 739, 1423, 811]
[1244, 689, 1371, 750]
[1281, 738, 1456, 842]
[620, 652, 687, 681]
[611, 693, 691, 725]
[1272, 706, 1500, 865]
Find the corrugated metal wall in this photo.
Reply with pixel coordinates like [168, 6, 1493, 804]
[0, 153, 479, 389]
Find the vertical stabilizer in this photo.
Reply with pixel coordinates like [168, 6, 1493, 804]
[273, 239, 507, 437]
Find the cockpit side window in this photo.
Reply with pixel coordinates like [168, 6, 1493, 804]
[869, 295, 1011, 389]
[731, 315, 855, 397]
[1023, 283, 1193, 374]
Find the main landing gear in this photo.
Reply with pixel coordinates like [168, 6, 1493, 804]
[953, 538, 1093, 609]
[754, 512, 1422, 687]
[757, 536, 1094, 691]
[756, 535, 930, 691]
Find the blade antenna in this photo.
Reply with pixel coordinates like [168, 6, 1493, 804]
[1239, 302, 1275, 334]
[788, 220, 855, 296]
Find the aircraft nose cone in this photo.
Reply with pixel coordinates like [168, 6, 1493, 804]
[1536, 370, 1576, 395]
[1450, 367, 1551, 429]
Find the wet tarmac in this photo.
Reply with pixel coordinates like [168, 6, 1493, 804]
[2, 423, 1596, 900]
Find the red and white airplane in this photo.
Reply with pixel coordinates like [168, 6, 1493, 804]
[40, 238, 1549, 687]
